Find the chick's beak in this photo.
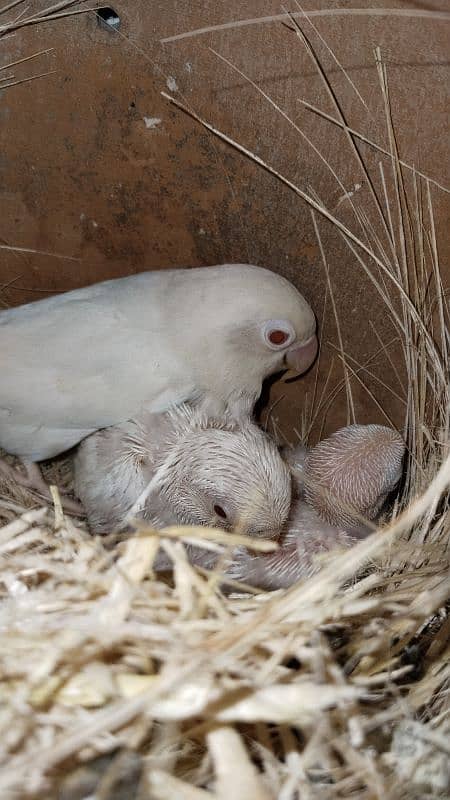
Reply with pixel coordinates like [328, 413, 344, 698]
[285, 334, 318, 374]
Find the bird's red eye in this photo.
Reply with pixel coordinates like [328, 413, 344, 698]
[214, 504, 227, 519]
[268, 329, 289, 346]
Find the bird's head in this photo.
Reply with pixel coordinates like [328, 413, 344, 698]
[154, 410, 292, 540]
[303, 424, 406, 527]
[174, 265, 318, 414]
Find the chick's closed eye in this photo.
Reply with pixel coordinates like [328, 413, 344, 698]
[214, 504, 228, 520]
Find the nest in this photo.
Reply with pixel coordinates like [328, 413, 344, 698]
[1, 5, 449, 799]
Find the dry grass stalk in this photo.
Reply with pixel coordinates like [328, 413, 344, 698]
[0, 1, 98, 36]
[0, 11, 449, 800]
[160, 8, 450, 46]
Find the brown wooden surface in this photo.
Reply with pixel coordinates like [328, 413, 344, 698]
[1, 1, 449, 441]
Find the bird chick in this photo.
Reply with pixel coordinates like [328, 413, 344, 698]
[227, 424, 405, 590]
[0, 264, 316, 509]
[73, 405, 292, 567]
[303, 424, 406, 527]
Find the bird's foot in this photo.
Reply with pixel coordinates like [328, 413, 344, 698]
[0, 458, 84, 516]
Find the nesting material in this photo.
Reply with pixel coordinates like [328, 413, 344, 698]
[1, 11, 449, 800]
[0, 456, 448, 799]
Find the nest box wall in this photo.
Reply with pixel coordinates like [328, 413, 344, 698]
[1, 1, 449, 441]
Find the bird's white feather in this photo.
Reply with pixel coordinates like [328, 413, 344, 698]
[1, 265, 315, 460]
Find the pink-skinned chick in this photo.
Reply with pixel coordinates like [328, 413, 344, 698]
[226, 424, 405, 590]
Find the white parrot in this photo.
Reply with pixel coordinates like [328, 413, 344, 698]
[0, 264, 317, 507]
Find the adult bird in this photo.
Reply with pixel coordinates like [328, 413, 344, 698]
[0, 264, 317, 507]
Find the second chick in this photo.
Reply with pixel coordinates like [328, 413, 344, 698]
[227, 424, 405, 589]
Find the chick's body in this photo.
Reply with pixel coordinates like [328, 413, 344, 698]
[73, 405, 292, 565]
[0, 265, 316, 462]
[228, 504, 361, 590]
[228, 424, 405, 590]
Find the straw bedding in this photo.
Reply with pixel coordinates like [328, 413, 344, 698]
[1, 5, 449, 799]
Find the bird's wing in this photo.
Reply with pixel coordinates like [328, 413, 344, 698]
[0, 277, 189, 458]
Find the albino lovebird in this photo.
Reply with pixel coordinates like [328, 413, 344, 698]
[0, 264, 317, 506]
[73, 404, 292, 568]
[227, 424, 405, 590]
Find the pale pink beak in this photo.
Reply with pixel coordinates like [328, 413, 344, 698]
[285, 334, 318, 374]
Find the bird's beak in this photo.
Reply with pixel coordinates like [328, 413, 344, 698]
[285, 334, 318, 375]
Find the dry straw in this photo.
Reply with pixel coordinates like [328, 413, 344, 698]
[0, 4, 449, 799]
